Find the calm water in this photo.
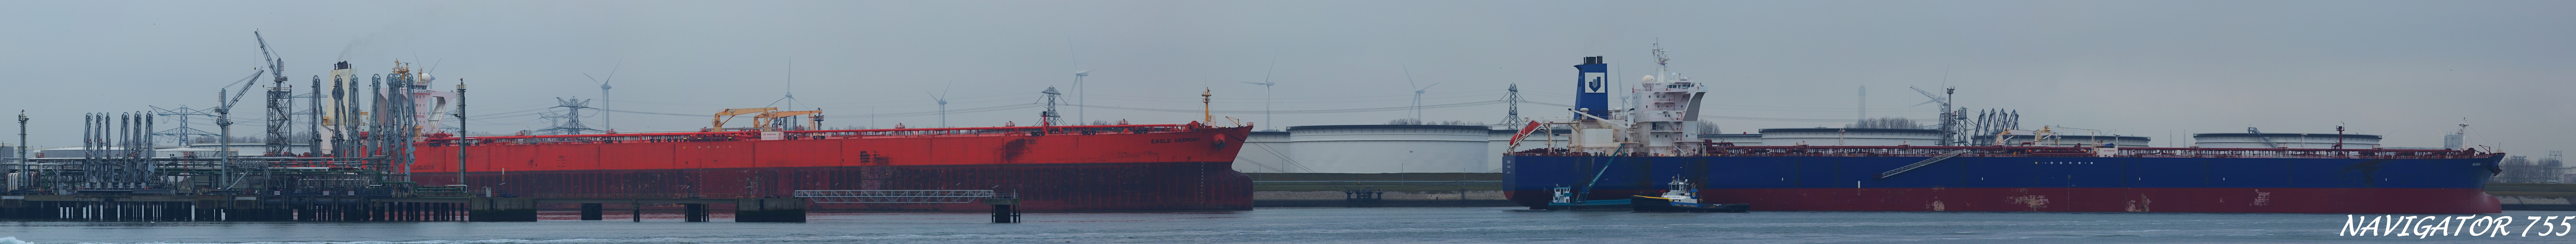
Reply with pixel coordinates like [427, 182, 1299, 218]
[6, 208, 2573, 244]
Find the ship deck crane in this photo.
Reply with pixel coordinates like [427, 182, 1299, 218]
[710, 108, 778, 131]
[753, 110, 823, 130]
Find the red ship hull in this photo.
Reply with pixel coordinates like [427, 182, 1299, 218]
[410, 124, 1255, 211]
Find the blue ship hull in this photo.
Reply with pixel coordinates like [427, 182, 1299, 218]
[1505, 152, 2504, 213]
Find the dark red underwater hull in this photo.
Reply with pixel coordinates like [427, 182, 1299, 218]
[416, 162, 1251, 211]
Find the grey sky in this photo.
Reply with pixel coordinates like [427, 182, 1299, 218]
[3, 0, 2570, 154]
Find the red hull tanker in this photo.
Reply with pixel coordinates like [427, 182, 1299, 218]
[410, 123, 1255, 211]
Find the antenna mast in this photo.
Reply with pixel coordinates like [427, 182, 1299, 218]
[1202, 88, 1214, 124]
[454, 81, 468, 187]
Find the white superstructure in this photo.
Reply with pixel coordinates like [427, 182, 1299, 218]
[1556, 44, 1710, 156]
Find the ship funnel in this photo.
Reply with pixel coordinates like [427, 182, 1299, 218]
[1574, 56, 1609, 119]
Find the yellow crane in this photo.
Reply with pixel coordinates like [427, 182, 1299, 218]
[754, 109, 824, 130]
[711, 108, 825, 131]
[711, 108, 777, 132]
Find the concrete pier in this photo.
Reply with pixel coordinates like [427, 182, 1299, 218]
[467, 198, 537, 222]
[578, 203, 603, 221]
[733, 198, 804, 223]
[985, 197, 1020, 223]
[682, 203, 709, 222]
[0, 195, 803, 223]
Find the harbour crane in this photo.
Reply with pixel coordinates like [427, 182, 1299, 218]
[213, 69, 262, 190]
[254, 31, 292, 156]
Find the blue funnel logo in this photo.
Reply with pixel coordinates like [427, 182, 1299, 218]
[1582, 73, 1607, 93]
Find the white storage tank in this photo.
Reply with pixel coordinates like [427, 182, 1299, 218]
[2193, 133, 2382, 149]
[1231, 131, 1296, 173]
[1973, 135, 2152, 147]
[1699, 133, 1762, 146]
[1288, 124, 1491, 173]
[1758, 128, 1943, 146]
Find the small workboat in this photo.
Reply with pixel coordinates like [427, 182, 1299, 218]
[1631, 178, 1749, 213]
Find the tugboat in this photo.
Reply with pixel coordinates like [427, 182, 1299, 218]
[1630, 178, 1750, 213]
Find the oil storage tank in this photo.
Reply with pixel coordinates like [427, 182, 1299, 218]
[2194, 133, 2382, 149]
[1232, 131, 1296, 173]
[1757, 128, 1943, 146]
[1288, 124, 1491, 173]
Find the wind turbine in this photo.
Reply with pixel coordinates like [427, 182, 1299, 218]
[1242, 61, 1277, 130]
[1073, 70, 1090, 124]
[1911, 86, 1957, 145]
[583, 61, 620, 131]
[927, 83, 951, 128]
[781, 59, 799, 111]
[1404, 65, 1438, 124]
[1241, 80, 1275, 129]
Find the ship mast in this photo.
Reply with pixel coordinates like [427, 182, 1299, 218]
[1201, 88, 1213, 124]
